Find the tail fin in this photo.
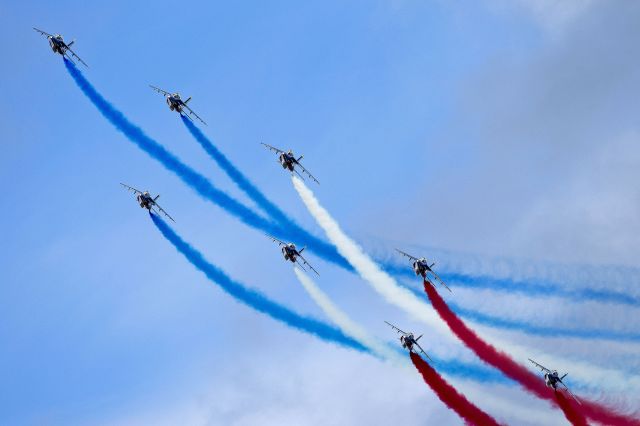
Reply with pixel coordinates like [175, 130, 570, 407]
[430, 262, 436, 268]
[299, 246, 306, 254]
[297, 155, 304, 162]
[184, 97, 192, 105]
[154, 195, 160, 201]
[67, 40, 75, 47]
[561, 373, 568, 380]
[416, 334, 423, 341]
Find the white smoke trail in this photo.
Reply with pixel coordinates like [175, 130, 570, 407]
[291, 175, 640, 393]
[293, 267, 402, 364]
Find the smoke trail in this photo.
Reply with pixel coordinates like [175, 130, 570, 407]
[180, 116, 289, 223]
[438, 271, 640, 307]
[410, 352, 502, 426]
[403, 285, 640, 343]
[555, 392, 589, 426]
[293, 267, 399, 362]
[422, 280, 640, 426]
[150, 213, 366, 351]
[291, 175, 457, 338]
[150, 213, 503, 383]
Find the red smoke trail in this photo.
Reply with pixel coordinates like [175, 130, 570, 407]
[410, 352, 502, 426]
[423, 280, 640, 426]
[555, 391, 589, 426]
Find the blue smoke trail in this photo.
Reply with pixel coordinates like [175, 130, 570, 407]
[63, 59, 638, 310]
[181, 115, 293, 225]
[383, 263, 640, 308]
[150, 213, 506, 383]
[403, 285, 640, 342]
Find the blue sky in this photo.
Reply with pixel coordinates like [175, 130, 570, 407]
[2, 1, 639, 424]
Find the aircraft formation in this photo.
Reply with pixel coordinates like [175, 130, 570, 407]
[34, 28, 601, 424]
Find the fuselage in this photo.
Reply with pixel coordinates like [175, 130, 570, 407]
[48, 35, 66, 55]
[400, 334, 417, 352]
[544, 372, 561, 389]
[412, 259, 430, 278]
[281, 244, 298, 262]
[166, 94, 185, 113]
[278, 152, 296, 171]
[136, 192, 154, 210]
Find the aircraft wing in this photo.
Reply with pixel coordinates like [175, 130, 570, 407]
[294, 161, 319, 184]
[261, 143, 286, 155]
[150, 85, 171, 96]
[266, 234, 287, 246]
[33, 27, 53, 37]
[120, 183, 144, 195]
[559, 382, 582, 405]
[183, 104, 207, 125]
[528, 358, 552, 373]
[430, 271, 452, 293]
[152, 203, 175, 223]
[395, 248, 419, 262]
[297, 254, 319, 276]
[65, 46, 88, 67]
[384, 321, 409, 336]
[414, 342, 433, 362]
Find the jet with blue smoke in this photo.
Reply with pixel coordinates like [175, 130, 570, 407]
[150, 213, 505, 383]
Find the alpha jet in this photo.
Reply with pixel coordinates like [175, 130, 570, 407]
[149, 85, 206, 125]
[385, 321, 432, 361]
[33, 28, 88, 66]
[261, 143, 319, 184]
[121, 183, 175, 222]
[528, 358, 580, 404]
[396, 249, 451, 292]
[267, 235, 319, 275]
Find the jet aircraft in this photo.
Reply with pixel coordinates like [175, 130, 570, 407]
[121, 183, 175, 222]
[261, 143, 319, 184]
[150, 85, 206, 124]
[528, 358, 580, 404]
[267, 235, 319, 275]
[396, 249, 451, 292]
[385, 321, 432, 361]
[33, 28, 88, 66]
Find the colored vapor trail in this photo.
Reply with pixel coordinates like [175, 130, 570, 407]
[180, 116, 289, 223]
[422, 280, 640, 426]
[293, 266, 399, 362]
[290, 175, 453, 338]
[555, 392, 589, 426]
[410, 352, 502, 426]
